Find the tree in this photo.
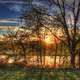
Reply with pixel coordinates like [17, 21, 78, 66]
[21, 0, 49, 67]
[6, 27, 31, 65]
[21, 0, 80, 68]
[49, 0, 80, 68]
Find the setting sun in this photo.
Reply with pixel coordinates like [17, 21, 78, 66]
[42, 34, 55, 46]
[44, 36, 51, 44]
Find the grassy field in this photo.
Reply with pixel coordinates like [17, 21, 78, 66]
[0, 66, 80, 80]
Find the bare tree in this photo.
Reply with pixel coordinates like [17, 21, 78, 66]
[48, 0, 80, 68]
[21, 0, 80, 68]
[5, 27, 31, 66]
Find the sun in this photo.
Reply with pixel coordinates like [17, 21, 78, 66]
[41, 32, 60, 49]
[44, 36, 51, 44]
[43, 35, 54, 45]
[41, 35, 55, 49]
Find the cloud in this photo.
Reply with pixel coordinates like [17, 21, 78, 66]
[0, 0, 25, 4]
[0, 19, 18, 23]
[0, 0, 26, 12]
[8, 5, 22, 12]
[32, 1, 49, 9]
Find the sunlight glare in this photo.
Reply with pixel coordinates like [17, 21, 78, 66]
[8, 58, 14, 63]
[44, 36, 51, 44]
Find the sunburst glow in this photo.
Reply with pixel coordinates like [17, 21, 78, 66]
[44, 36, 52, 44]
[43, 34, 54, 45]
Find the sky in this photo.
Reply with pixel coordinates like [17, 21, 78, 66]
[0, 0, 74, 26]
[0, 0, 24, 26]
[0, 0, 51, 26]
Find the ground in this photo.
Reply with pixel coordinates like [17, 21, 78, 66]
[0, 66, 80, 80]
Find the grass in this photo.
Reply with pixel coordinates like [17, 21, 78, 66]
[0, 66, 80, 80]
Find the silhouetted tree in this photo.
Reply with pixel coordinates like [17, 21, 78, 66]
[21, 0, 80, 68]
[49, 0, 80, 68]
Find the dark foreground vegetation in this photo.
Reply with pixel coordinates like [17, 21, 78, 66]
[0, 65, 80, 80]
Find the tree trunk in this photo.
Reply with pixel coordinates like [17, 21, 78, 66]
[79, 51, 80, 68]
[70, 53, 75, 68]
[54, 43, 58, 68]
[69, 45, 76, 68]
[43, 48, 46, 68]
